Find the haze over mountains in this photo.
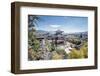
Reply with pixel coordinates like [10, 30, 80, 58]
[36, 30, 88, 35]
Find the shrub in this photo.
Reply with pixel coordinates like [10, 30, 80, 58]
[53, 49, 68, 59]
[68, 42, 88, 59]
[51, 51, 63, 59]
[28, 48, 37, 60]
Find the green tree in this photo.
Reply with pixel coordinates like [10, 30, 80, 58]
[28, 15, 41, 60]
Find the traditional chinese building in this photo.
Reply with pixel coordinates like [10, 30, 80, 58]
[36, 30, 66, 47]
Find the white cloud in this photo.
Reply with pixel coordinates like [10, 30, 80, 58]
[50, 25, 61, 28]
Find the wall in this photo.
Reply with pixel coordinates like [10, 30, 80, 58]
[0, 0, 100, 76]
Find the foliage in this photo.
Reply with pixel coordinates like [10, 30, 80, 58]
[28, 30, 40, 52]
[51, 48, 67, 59]
[56, 48, 67, 59]
[68, 38, 81, 45]
[51, 51, 63, 59]
[68, 42, 88, 59]
[50, 42, 56, 52]
[28, 49, 37, 60]
[28, 15, 44, 60]
[28, 15, 40, 27]
[45, 40, 51, 51]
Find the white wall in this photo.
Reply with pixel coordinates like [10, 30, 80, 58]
[0, 0, 100, 76]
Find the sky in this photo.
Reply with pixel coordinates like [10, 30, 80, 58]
[29, 15, 88, 33]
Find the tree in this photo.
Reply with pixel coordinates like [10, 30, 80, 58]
[28, 15, 41, 60]
[28, 15, 40, 51]
[51, 40, 55, 51]
[28, 15, 39, 28]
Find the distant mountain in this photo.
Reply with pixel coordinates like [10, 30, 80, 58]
[36, 30, 48, 33]
[36, 30, 56, 34]
[76, 31, 88, 34]
[64, 31, 88, 39]
[36, 30, 49, 35]
[31, 29, 88, 39]
[66, 31, 88, 34]
[30, 29, 88, 36]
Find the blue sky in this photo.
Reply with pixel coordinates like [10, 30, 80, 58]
[32, 15, 88, 33]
